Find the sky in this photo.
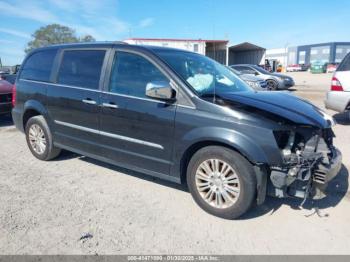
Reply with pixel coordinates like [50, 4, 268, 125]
[0, 0, 350, 65]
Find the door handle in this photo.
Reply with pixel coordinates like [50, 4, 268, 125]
[102, 102, 118, 109]
[82, 99, 97, 105]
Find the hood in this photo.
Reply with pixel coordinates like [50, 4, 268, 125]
[271, 73, 291, 79]
[0, 80, 13, 94]
[221, 91, 332, 128]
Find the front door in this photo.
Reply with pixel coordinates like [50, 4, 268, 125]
[47, 49, 107, 152]
[99, 50, 176, 177]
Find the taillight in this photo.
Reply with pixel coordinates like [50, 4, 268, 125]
[331, 77, 343, 91]
[12, 84, 16, 107]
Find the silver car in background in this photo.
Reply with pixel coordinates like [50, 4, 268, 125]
[325, 53, 350, 114]
[229, 67, 268, 90]
[231, 64, 295, 90]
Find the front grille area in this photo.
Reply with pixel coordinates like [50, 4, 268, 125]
[313, 169, 327, 184]
[0, 93, 12, 103]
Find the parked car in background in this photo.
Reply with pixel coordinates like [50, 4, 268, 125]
[229, 67, 268, 90]
[310, 61, 327, 74]
[1, 73, 17, 85]
[0, 79, 13, 115]
[12, 43, 341, 219]
[286, 64, 302, 72]
[325, 53, 350, 113]
[326, 63, 338, 73]
[0, 68, 10, 74]
[231, 64, 295, 90]
[0, 68, 11, 80]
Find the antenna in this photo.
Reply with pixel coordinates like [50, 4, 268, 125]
[211, 0, 217, 104]
[213, 41, 217, 103]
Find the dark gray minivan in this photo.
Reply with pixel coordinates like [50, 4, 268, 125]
[12, 42, 342, 219]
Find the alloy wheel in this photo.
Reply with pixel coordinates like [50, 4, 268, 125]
[28, 124, 47, 155]
[195, 159, 240, 209]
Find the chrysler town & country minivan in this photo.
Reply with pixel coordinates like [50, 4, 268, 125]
[12, 42, 342, 219]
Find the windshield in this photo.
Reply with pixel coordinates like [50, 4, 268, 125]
[154, 50, 252, 97]
[228, 67, 241, 75]
[253, 65, 270, 74]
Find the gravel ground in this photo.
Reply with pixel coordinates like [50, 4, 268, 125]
[0, 72, 349, 255]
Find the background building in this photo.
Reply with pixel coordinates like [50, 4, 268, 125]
[124, 38, 229, 65]
[125, 39, 350, 70]
[265, 42, 350, 69]
[295, 42, 350, 65]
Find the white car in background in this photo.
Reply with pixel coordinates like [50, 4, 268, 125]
[325, 53, 350, 114]
[286, 64, 302, 72]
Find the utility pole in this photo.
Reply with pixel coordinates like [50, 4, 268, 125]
[284, 42, 290, 72]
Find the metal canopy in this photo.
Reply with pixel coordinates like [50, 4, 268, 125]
[229, 42, 266, 52]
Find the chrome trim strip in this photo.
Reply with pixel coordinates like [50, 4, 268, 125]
[55, 120, 99, 134]
[55, 133, 171, 165]
[21, 79, 193, 108]
[99, 130, 163, 149]
[101, 91, 168, 104]
[20, 79, 51, 85]
[54, 120, 164, 150]
[21, 79, 101, 93]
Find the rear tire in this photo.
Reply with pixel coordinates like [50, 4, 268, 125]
[25, 115, 61, 161]
[186, 146, 256, 219]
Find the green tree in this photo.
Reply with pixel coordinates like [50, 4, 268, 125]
[25, 24, 95, 53]
[79, 35, 95, 42]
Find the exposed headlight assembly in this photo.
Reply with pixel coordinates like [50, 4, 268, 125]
[273, 130, 296, 160]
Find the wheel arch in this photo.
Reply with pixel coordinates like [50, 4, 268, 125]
[178, 135, 269, 205]
[22, 100, 49, 130]
[178, 127, 269, 184]
[180, 141, 249, 184]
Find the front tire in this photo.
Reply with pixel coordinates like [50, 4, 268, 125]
[187, 146, 256, 219]
[267, 79, 279, 90]
[25, 115, 61, 161]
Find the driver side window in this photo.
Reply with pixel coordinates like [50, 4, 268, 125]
[241, 67, 256, 75]
[109, 52, 169, 98]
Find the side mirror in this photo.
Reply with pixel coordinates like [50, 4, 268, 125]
[146, 81, 176, 101]
[255, 71, 259, 76]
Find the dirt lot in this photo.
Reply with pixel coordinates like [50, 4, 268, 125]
[0, 72, 349, 255]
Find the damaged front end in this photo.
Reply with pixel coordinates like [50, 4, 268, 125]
[268, 125, 342, 203]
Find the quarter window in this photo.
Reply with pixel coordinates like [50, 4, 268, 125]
[20, 49, 57, 82]
[57, 50, 106, 89]
[109, 52, 169, 98]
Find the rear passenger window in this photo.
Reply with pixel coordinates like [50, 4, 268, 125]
[337, 54, 350, 71]
[20, 49, 57, 82]
[109, 52, 168, 98]
[57, 50, 106, 89]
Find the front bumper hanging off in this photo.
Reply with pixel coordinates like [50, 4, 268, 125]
[312, 148, 342, 199]
[266, 146, 342, 202]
